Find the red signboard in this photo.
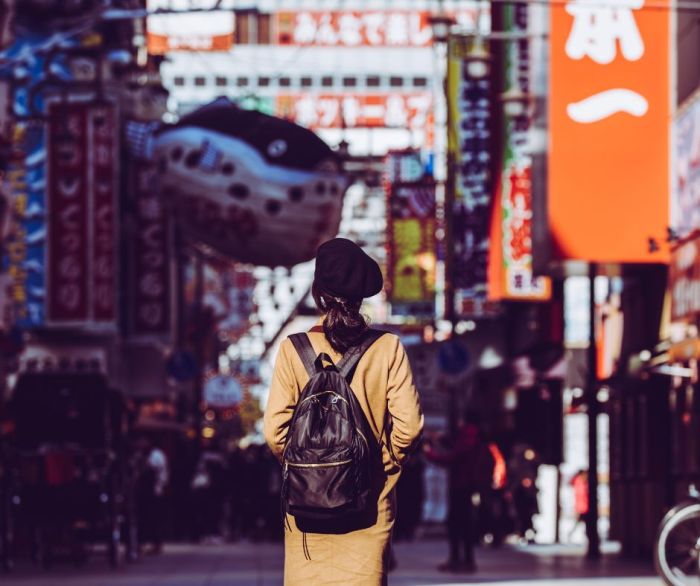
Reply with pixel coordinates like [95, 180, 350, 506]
[47, 103, 90, 322]
[669, 233, 700, 322]
[90, 105, 118, 322]
[277, 93, 433, 135]
[130, 159, 171, 336]
[275, 10, 481, 47]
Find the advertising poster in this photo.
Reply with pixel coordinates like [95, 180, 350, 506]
[447, 35, 493, 313]
[386, 176, 437, 317]
[494, 3, 550, 301]
[675, 91, 700, 238]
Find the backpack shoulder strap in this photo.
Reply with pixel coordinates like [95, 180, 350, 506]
[337, 329, 387, 380]
[288, 333, 317, 378]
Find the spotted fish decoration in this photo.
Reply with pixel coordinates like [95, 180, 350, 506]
[152, 98, 348, 267]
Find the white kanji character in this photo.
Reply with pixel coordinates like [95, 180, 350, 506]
[385, 13, 409, 45]
[317, 98, 340, 127]
[294, 95, 319, 127]
[341, 96, 361, 127]
[316, 13, 338, 45]
[385, 95, 409, 127]
[293, 12, 318, 44]
[408, 13, 432, 46]
[338, 13, 363, 46]
[565, 0, 644, 65]
[362, 12, 385, 45]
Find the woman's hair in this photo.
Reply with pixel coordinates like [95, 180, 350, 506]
[311, 282, 368, 353]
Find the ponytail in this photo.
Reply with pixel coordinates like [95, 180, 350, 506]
[311, 283, 368, 354]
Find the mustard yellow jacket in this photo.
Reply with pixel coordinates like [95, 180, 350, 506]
[263, 321, 423, 585]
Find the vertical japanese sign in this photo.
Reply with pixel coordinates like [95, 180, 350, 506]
[47, 103, 90, 323]
[386, 154, 437, 317]
[129, 158, 171, 337]
[90, 104, 118, 323]
[549, 0, 670, 262]
[447, 35, 493, 313]
[674, 91, 700, 238]
[2, 122, 46, 327]
[496, 3, 550, 300]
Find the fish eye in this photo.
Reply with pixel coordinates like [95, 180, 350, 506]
[267, 139, 287, 158]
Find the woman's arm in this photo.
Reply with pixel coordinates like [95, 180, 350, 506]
[386, 335, 424, 466]
[263, 340, 299, 462]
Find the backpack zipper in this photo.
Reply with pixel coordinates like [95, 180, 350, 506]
[287, 458, 353, 468]
[299, 390, 349, 406]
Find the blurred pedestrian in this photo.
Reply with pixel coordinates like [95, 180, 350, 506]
[264, 238, 423, 586]
[395, 451, 425, 541]
[137, 439, 169, 554]
[568, 469, 589, 542]
[508, 443, 540, 543]
[425, 410, 494, 573]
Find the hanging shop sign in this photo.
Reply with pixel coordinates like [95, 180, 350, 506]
[275, 9, 483, 47]
[386, 178, 437, 317]
[276, 93, 433, 138]
[2, 122, 46, 328]
[47, 103, 90, 323]
[669, 233, 700, 322]
[447, 35, 492, 312]
[674, 90, 700, 239]
[493, 3, 550, 301]
[46, 102, 119, 327]
[129, 157, 171, 337]
[90, 104, 118, 323]
[152, 98, 347, 267]
[147, 0, 235, 54]
[549, 0, 670, 262]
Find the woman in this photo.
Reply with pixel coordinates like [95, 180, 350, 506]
[264, 238, 423, 586]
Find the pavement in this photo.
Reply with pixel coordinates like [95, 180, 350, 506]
[0, 539, 660, 586]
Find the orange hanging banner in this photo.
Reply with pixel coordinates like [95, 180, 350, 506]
[548, 0, 670, 263]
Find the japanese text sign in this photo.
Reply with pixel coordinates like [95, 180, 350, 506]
[129, 159, 171, 337]
[47, 103, 90, 322]
[275, 10, 482, 47]
[549, 0, 670, 262]
[669, 233, 700, 322]
[277, 93, 433, 137]
[674, 91, 700, 238]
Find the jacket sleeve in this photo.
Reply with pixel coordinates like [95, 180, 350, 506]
[263, 339, 299, 462]
[386, 335, 423, 466]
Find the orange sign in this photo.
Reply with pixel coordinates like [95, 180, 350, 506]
[548, 0, 670, 263]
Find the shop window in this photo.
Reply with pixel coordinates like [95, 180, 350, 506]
[413, 76, 429, 87]
[216, 76, 228, 87]
[300, 76, 313, 88]
[279, 77, 292, 87]
[343, 76, 357, 88]
[366, 76, 381, 88]
[390, 76, 404, 88]
[235, 10, 272, 44]
[321, 76, 334, 87]
[258, 76, 271, 87]
[237, 77, 249, 87]
[173, 76, 185, 87]
[194, 76, 206, 87]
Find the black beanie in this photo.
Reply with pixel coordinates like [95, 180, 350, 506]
[314, 238, 383, 300]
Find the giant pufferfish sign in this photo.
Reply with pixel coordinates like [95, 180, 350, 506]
[153, 98, 348, 267]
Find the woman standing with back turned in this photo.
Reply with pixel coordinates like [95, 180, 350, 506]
[264, 238, 423, 586]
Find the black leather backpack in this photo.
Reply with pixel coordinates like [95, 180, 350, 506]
[282, 329, 385, 523]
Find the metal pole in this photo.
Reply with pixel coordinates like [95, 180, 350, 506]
[586, 262, 601, 559]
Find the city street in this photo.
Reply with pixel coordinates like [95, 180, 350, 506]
[1, 540, 659, 586]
